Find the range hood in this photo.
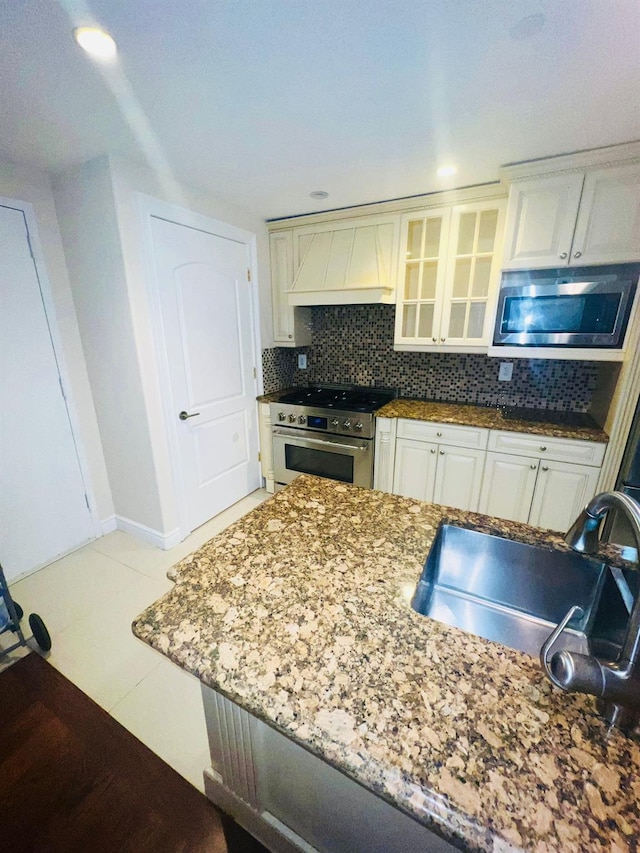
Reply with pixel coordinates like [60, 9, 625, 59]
[288, 217, 397, 306]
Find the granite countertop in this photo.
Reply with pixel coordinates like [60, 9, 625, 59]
[376, 399, 609, 444]
[256, 388, 298, 404]
[132, 475, 638, 853]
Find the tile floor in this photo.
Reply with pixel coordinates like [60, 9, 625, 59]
[1, 488, 271, 792]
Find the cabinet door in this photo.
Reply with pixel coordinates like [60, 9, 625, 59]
[392, 438, 438, 501]
[269, 231, 311, 346]
[440, 200, 506, 346]
[478, 451, 538, 522]
[571, 163, 640, 265]
[529, 461, 600, 532]
[502, 174, 584, 270]
[433, 446, 485, 512]
[394, 208, 451, 346]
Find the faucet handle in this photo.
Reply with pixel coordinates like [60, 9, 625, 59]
[540, 604, 584, 688]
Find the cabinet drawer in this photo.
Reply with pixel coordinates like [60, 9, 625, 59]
[397, 419, 488, 450]
[488, 430, 606, 467]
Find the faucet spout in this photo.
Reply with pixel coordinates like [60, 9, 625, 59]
[543, 491, 640, 732]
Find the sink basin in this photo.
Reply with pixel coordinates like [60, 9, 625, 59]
[411, 524, 621, 657]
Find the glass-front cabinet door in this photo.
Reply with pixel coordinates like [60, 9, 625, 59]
[395, 198, 506, 350]
[440, 201, 506, 346]
[394, 208, 451, 345]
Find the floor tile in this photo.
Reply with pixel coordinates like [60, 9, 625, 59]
[10, 548, 142, 636]
[90, 529, 168, 576]
[111, 657, 211, 792]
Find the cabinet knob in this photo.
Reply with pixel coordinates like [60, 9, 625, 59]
[440, 337, 446, 343]
[432, 337, 437, 342]
[436, 431, 442, 437]
[530, 464, 537, 470]
[288, 334, 293, 339]
[439, 450, 445, 455]
[574, 251, 582, 258]
[430, 448, 436, 454]
[559, 252, 568, 259]
[541, 465, 549, 472]
[540, 445, 547, 451]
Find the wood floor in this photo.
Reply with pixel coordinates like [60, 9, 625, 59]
[0, 653, 268, 853]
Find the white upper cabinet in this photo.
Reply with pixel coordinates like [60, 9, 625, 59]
[571, 163, 640, 266]
[269, 230, 311, 347]
[501, 173, 584, 269]
[395, 199, 506, 350]
[288, 213, 400, 306]
[502, 159, 640, 269]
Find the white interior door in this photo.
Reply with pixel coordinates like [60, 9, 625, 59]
[0, 204, 94, 581]
[150, 216, 260, 533]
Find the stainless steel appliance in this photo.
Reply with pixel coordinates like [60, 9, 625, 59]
[270, 386, 395, 489]
[605, 395, 640, 557]
[493, 264, 639, 348]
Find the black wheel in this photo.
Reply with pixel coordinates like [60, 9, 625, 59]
[29, 613, 51, 652]
[13, 601, 24, 622]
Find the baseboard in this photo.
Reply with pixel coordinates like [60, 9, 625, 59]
[100, 515, 117, 535]
[113, 515, 183, 550]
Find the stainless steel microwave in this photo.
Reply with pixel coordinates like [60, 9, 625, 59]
[493, 264, 640, 348]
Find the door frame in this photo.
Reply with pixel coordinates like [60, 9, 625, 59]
[0, 195, 102, 543]
[138, 193, 263, 542]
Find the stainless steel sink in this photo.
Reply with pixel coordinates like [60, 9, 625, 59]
[411, 524, 623, 657]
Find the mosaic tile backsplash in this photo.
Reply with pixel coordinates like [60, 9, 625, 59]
[262, 305, 603, 411]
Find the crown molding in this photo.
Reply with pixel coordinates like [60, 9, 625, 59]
[500, 140, 640, 184]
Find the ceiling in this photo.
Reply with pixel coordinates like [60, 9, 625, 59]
[1, 0, 639, 220]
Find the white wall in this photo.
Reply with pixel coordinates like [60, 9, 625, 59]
[54, 154, 271, 540]
[0, 159, 114, 525]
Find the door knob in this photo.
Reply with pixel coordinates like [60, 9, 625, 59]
[179, 410, 201, 420]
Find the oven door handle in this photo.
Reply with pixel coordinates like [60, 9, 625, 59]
[272, 429, 369, 452]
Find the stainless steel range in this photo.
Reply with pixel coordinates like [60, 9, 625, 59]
[270, 385, 395, 489]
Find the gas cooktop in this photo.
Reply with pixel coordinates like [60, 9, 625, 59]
[277, 386, 395, 413]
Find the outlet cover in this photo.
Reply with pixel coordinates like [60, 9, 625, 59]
[297, 353, 307, 369]
[498, 362, 513, 382]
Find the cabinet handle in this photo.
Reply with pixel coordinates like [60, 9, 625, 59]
[439, 450, 445, 455]
[530, 464, 537, 470]
[288, 334, 293, 339]
[540, 445, 547, 451]
[432, 337, 437, 342]
[574, 251, 582, 258]
[541, 465, 549, 472]
[430, 449, 436, 454]
[440, 337, 446, 342]
[436, 431, 442, 437]
[559, 252, 568, 259]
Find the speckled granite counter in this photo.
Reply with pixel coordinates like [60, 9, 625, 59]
[133, 476, 637, 853]
[376, 399, 609, 444]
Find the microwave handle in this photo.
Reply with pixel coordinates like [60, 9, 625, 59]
[273, 429, 368, 452]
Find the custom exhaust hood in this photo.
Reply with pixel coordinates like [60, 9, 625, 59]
[287, 216, 398, 306]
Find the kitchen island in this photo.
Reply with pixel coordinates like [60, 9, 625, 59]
[132, 476, 639, 853]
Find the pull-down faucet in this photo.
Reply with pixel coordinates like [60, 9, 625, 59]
[540, 491, 640, 732]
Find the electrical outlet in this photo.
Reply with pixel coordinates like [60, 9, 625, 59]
[297, 353, 307, 369]
[498, 362, 513, 382]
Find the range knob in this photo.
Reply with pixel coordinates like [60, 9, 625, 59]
[298, 415, 306, 424]
[278, 412, 286, 422]
[343, 420, 352, 429]
[331, 419, 340, 427]
[354, 422, 363, 431]
[288, 414, 296, 423]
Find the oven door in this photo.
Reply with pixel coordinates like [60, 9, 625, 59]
[272, 426, 373, 488]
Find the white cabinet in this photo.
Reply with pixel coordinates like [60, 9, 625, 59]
[478, 451, 539, 523]
[289, 213, 400, 306]
[258, 402, 275, 493]
[395, 199, 506, 351]
[481, 431, 606, 532]
[391, 420, 488, 511]
[502, 161, 640, 269]
[528, 460, 601, 532]
[269, 230, 312, 346]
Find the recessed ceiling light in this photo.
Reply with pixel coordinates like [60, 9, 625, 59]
[509, 13, 545, 40]
[74, 26, 118, 61]
[309, 191, 329, 200]
[437, 165, 457, 178]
